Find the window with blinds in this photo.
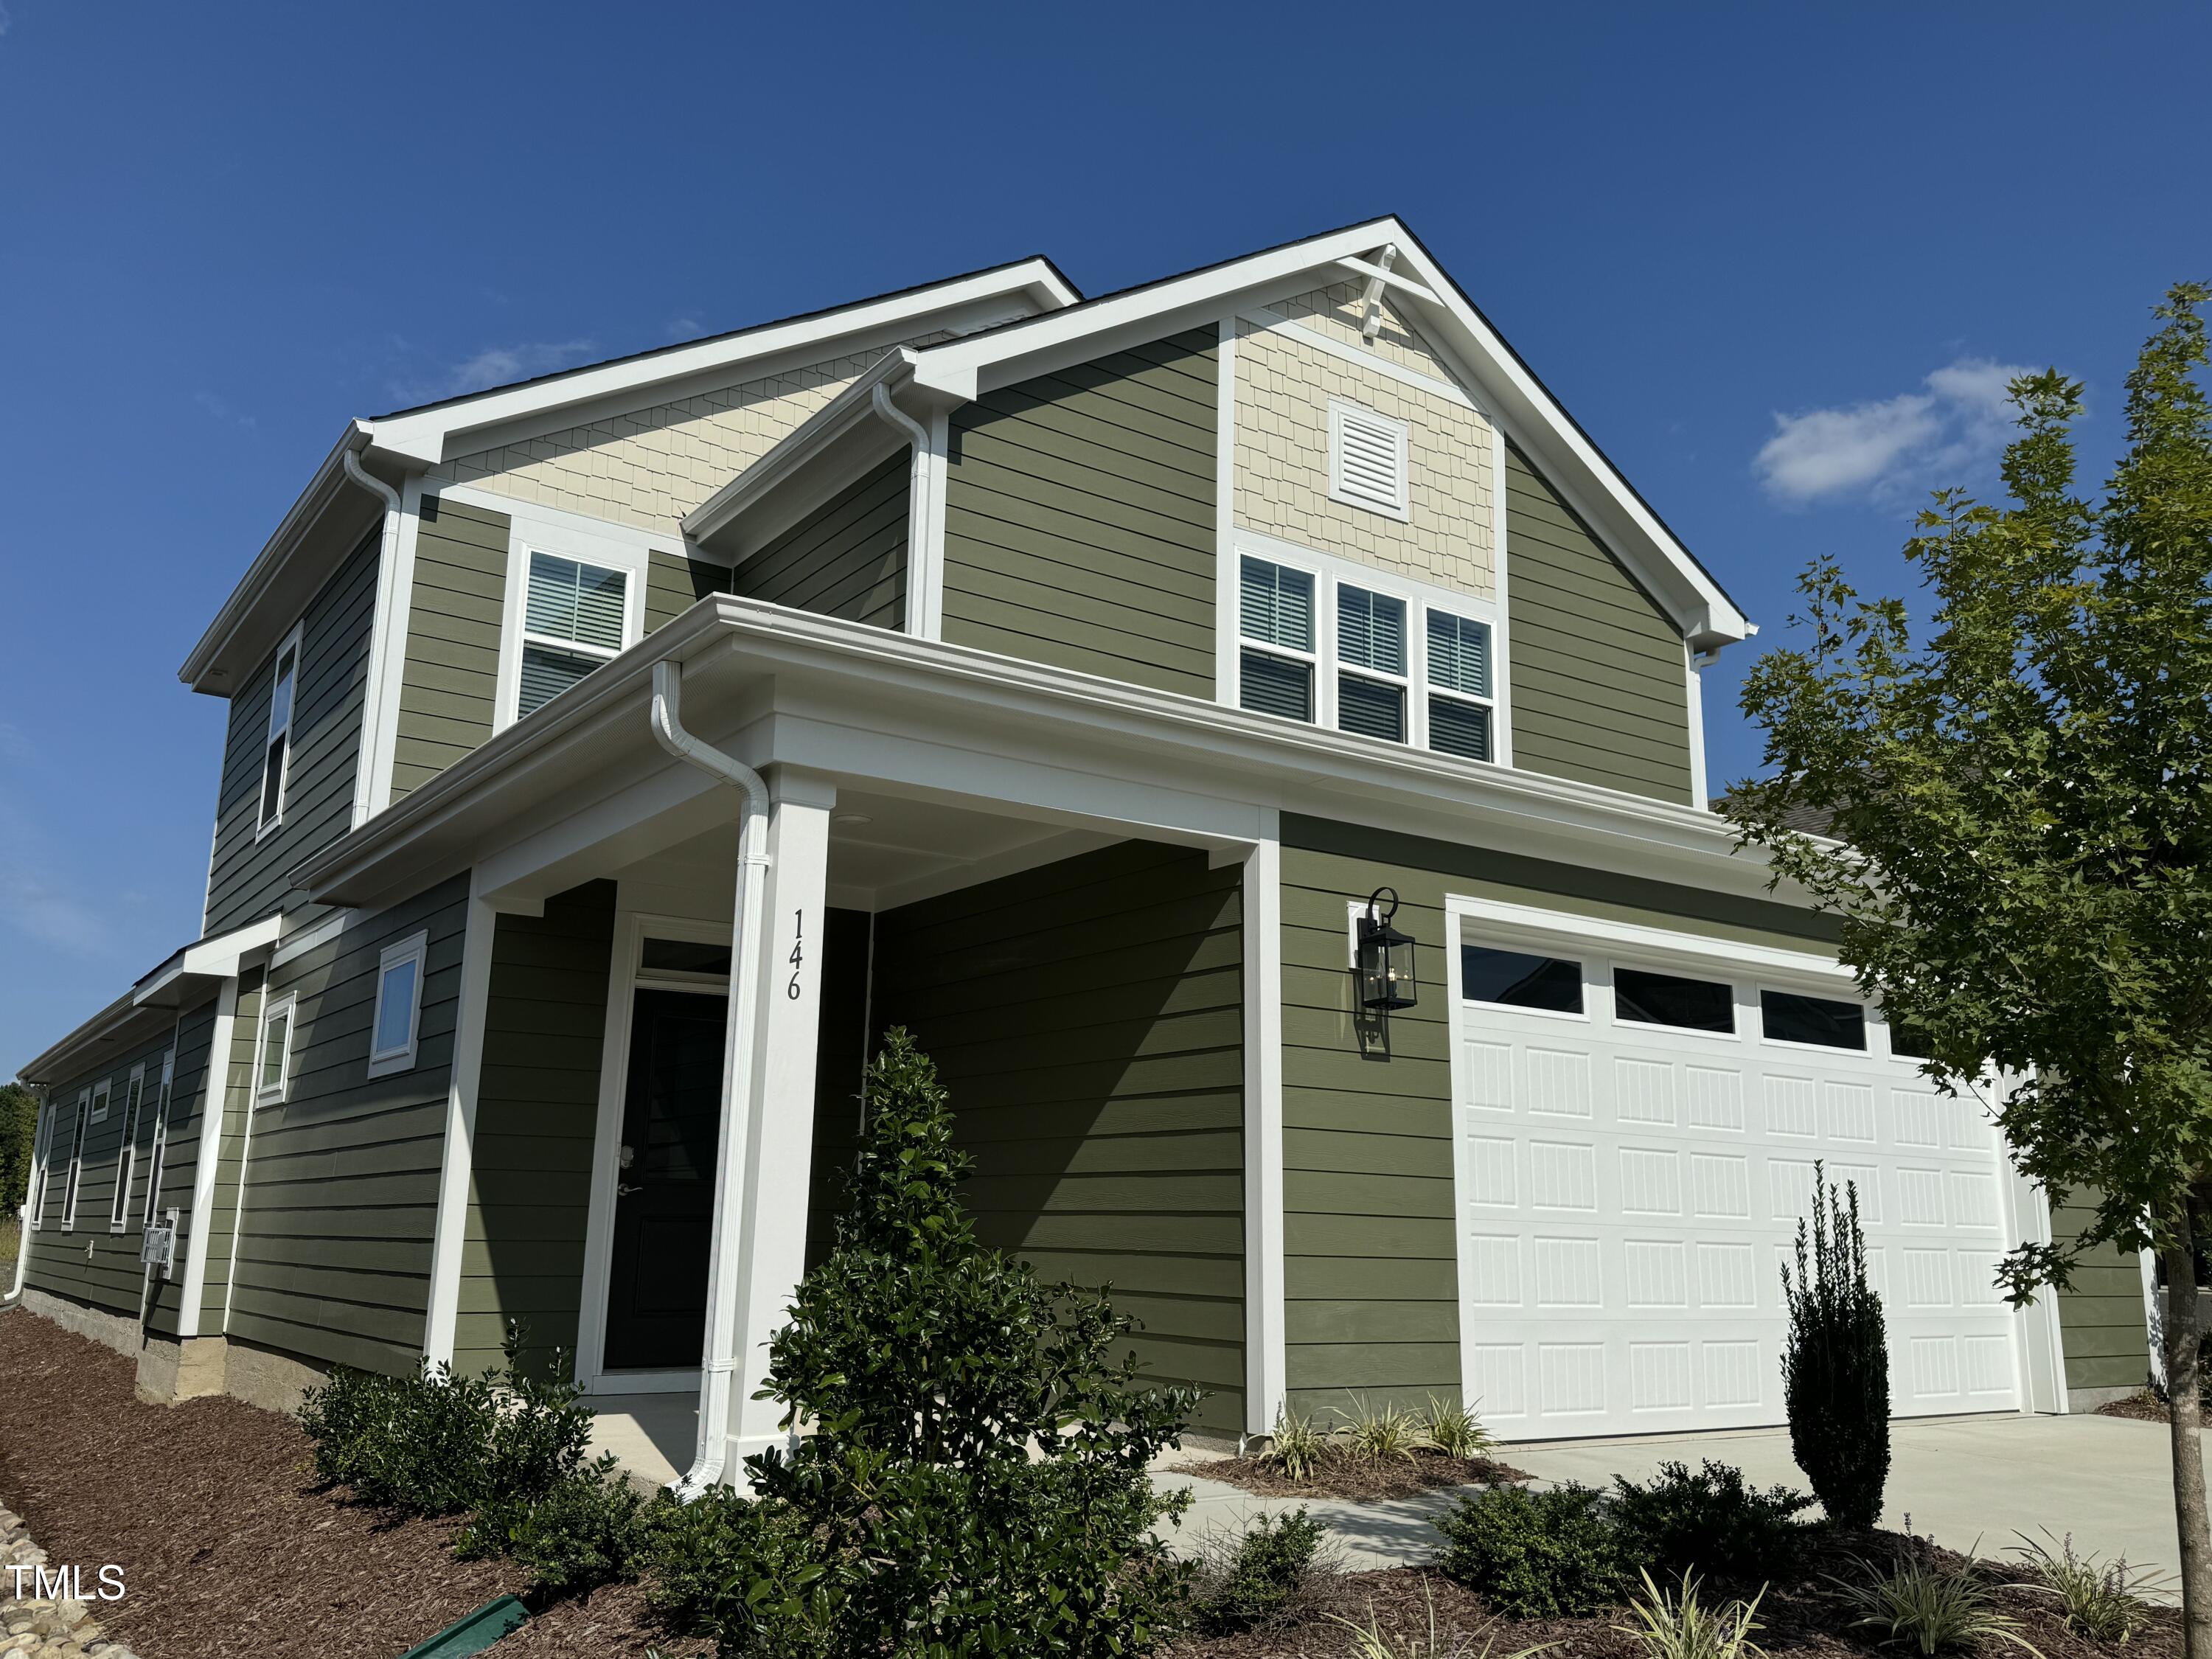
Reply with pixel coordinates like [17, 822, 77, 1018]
[1329, 403, 1410, 517]
[1238, 555, 1315, 722]
[519, 552, 629, 717]
[1337, 583, 1407, 742]
[1427, 608, 1494, 761]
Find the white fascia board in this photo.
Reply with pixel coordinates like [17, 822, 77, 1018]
[131, 914, 285, 1008]
[294, 594, 1798, 919]
[683, 350, 918, 543]
[367, 262, 1077, 470]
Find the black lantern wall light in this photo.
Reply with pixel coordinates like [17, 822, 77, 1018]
[1356, 887, 1418, 1012]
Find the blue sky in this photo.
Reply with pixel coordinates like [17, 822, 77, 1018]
[3, 1, 2208, 1067]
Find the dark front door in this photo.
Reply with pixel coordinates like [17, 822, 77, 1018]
[602, 988, 726, 1371]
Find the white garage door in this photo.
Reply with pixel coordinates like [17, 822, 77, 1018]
[1448, 907, 2026, 1440]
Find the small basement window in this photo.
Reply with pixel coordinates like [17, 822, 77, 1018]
[1329, 401, 1410, 518]
[257, 629, 302, 837]
[368, 932, 430, 1079]
[1463, 945, 1585, 1015]
[1761, 989, 1866, 1051]
[1615, 967, 1736, 1033]
[519, 552, 630, 717]
[1239, 556, 1317, 722]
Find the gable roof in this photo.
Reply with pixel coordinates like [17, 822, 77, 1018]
[906, 215, 1748, 647]
[178, 256, 1081, 695]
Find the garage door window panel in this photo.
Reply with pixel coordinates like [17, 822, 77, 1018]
[1463, 945, 1585, 1015]
[1760, 989, 1867, 1051]
[1613, 967, 1736, 1034]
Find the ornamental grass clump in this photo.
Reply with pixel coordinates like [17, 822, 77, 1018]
[736, 1027, 1199, 1656]
[1422, 1395, 1495, 1462]
[1781, 1165, 1890, 1528]
[2011, 1531, 2166, 1646]
[1341, 1393, 1424, 1464]
[1618, 1569, 1766, 1659]
[1265, 1402, 1331, 1484]
[1833, 1542, 2042, 1657]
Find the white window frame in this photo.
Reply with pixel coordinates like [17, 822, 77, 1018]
[255, 622, 305, 841]
[256, 992, 298, 1105]
[1327, 399, 1411, 521]
[368, 931, 431, 1079]
[1334, 580, 1414, 744]
[25, 1099, 53, 1231]
[61, 1087, 95, 1231]
[110, 1063, 145, 1232]
[488, 503, 654, 733]
[142, 1048, 175, 1229]
[1228, 531, 1506, 762]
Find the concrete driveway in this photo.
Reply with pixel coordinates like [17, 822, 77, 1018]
[1165, 1411, 2194, 1579]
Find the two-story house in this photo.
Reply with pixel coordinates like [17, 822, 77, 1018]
[11, 219, 2149, 1487]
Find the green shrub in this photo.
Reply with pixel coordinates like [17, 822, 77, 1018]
[742, 1028, 1198, 1656]
[458, 1459, 647, 1595]
[641, 1486, 834, 1654]
[298, 1361, 502, 1517]
[1193, 1507, 1330, 1635]
[1611, 1460, 1814, 1585]
[1782, 1165, 1890, 1528]
[1433, 1483, 1622, 1618]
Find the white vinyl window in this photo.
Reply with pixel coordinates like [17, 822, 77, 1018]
[1232, 542, 1501, 764]
[61, 1088, 94, 1231]
[257, 626, 304, 838]
[25, 1100, 53, 1230]
[518, 552, 630, 718]
[141, 1049, 175, 1229]
[257, 994, 297, 1105]
[110, 1064, 145, 1231]
[367, 931, 430, 1079]
[1329, 401, 1411, 519]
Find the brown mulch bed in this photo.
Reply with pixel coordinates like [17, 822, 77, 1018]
[0, 1306, 701, 1658]
[2098, 1390, 2174, 1422]
[1162, 1537, 2186, 1659]
[1177, 1446, 1528, 1500]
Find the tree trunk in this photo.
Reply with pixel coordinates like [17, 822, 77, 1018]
[2163, 1211, 2212, 1659]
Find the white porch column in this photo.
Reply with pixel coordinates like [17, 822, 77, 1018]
[1241, 817, 1287, 1436]
[717, 768, 835, 1470]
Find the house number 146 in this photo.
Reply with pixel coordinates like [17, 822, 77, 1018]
[787, 909, 804, 1000]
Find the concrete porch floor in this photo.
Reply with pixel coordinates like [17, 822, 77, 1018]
[589, 1391, 698, 1488]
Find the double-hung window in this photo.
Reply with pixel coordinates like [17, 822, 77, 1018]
[1336, 584, 1409, 742]
[61, 1088, 93, 1231]
[257, 994, 296, 1105]
[257, 629, 302, 836]
[519, 552, 630, 717]
[1238, 556, 1317, 721]
[142, 1050, 175, 1228]
[110, 1064, 145, 1231]
[368, 932, 430, 1079]
[1426, 608, 1495, 762]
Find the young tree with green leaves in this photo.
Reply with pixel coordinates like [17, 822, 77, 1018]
[0, 1082, 38, 1217]
[1728, 283, 2212, 1654]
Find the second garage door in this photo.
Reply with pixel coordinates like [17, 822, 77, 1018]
[1447, 904, 2033, 1440]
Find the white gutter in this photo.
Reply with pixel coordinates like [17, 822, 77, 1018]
[342, 448, 406, 832]
[4, 1088, 44, 1307]
[649, 658, 771, 1497]
[869, 383, 937, 637]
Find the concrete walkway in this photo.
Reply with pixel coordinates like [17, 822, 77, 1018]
[1162, 1412, 2195, 1577]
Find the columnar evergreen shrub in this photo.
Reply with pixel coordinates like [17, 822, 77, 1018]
[738, 1026, 1199, 1655]
[1781, 1165, 1890, 1528]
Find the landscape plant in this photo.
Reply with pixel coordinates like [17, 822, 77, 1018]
[1727, 282, 2212, 1650]
[1617, 1570, 1765, 1659]
[1191, 1506, 1331, 1635]
[1610, 1461, 1814, 1585]
[738, 1026, 1198, 1655]
[1340, 1393, 1423, 1464]
[1264, 1402, 1330, 1483]
[0, 1082, 36, 1217]
[1433, 1482, 1623, 1618]
[1778, 1166, 1889, 1528]
[1832, 1543, 2042, 1657]
[1421, 1395, 1494, 1462]
[2011, 1531, 2166, 1646]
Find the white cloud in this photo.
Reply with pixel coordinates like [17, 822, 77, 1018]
[1755, 357, 2034, 506]
[417, 338, 598, 403]
[194, 390, 257, 430]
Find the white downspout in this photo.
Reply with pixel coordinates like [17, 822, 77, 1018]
[5, 1090, 45, 1307]
[342, 448, 404, 830]
[650, 658, 771, 1496]
[872, 383, 934, 637]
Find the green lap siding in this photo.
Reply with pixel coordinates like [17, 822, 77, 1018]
[204, 529, 379, 933]
[733, 455, 908, 629]
[870, 841, 1245, 1431]
[942, 330, 1218, 698]
[222, 877, 472, 1374]
[394, 495, 509, 802]
[456, 881, 617, 1379]
[2049, 1194, 2152, 1399]
[646, 549, 731, 633]
[142, 998, 219, 1339]
[1505, 443, 1693, 804]
[1277, 813, 1837, 1416]
[197, 968, 265, 1331]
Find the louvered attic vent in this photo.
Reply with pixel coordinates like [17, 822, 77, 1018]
[1329, 402, 1410, 517]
